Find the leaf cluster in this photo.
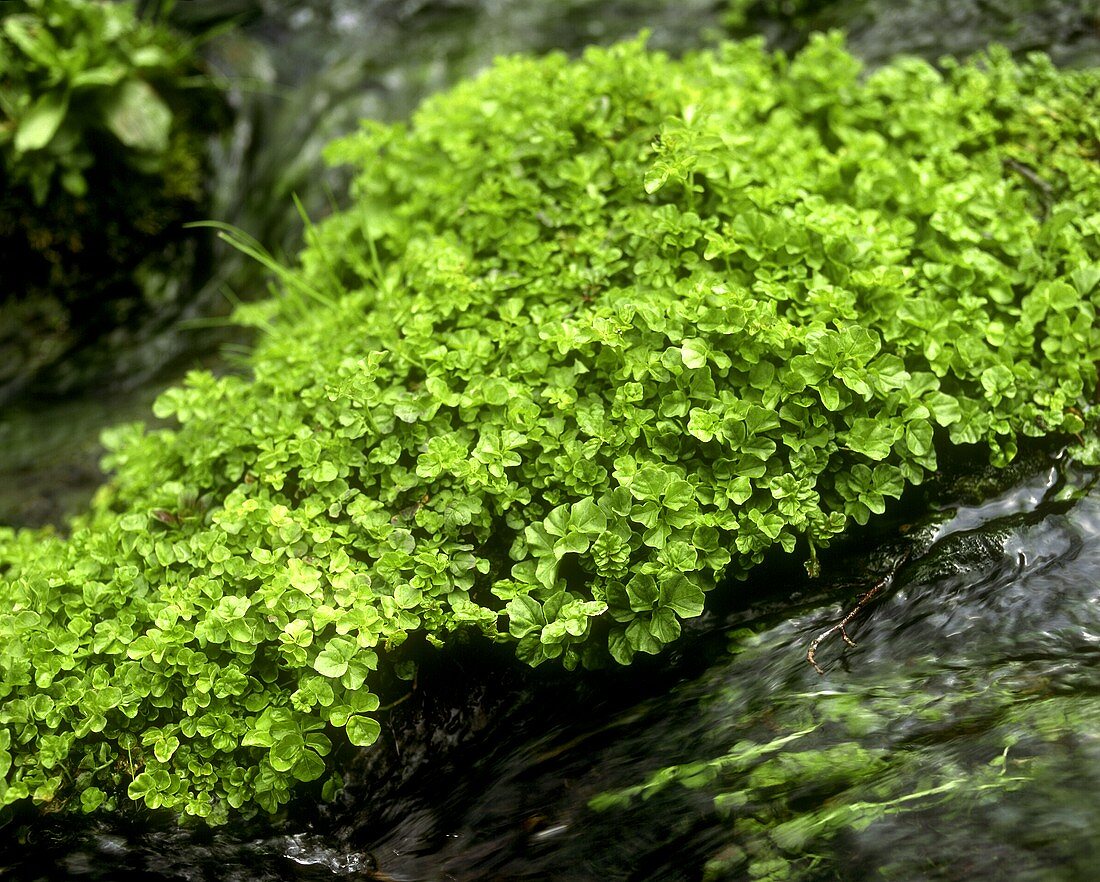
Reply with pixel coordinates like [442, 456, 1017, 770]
[0, 0, 200, 204]
[0, 34, 1097, 819]
[0, 0, 223, 402]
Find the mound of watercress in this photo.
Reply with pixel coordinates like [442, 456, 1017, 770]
[0, 34, 1097, 820]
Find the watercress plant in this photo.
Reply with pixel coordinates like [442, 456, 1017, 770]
[0, 0, 198, 203]
[0, 0, 220, 400]
[0, 34, 1097, 820]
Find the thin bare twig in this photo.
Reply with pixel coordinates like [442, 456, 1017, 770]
[1002, 158, 1054, 217]
[807, 549, 912, 674]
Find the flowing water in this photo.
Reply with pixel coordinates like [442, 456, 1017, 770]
[2, 1, 1100, 879]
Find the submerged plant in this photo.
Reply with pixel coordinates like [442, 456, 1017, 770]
[590, 635, 1099, 881]
[0, 34, 1097, 819]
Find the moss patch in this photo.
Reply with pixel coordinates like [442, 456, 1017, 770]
[0, 34, 1097, 820]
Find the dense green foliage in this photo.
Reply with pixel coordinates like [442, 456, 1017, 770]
[0, 0, 197, 203]
[0, 34, 1097, 819]
[0, 0, 218, 398]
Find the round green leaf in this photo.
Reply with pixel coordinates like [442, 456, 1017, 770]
[345, 715, 381, 747]
[102, 79, 172, 152]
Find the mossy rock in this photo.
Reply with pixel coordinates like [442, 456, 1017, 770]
[0, 34, 1096, 820]
[726, 0, 1100, 67]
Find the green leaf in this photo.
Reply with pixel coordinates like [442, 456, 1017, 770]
[630, 465, 671, 500]
[80, 787, 107, 813]
[980, 365, 1015, 398]
[1070, 265, 1100, 296]
[625, 618, 662, 655]
[643, 166, 669, 194]
[315, 461, 339, 482]
[608, 628, 635, 665]
[15, 89, 69, 153]
[60, 168, 87, 197]
[507, 595, 546, 638]
[555, 532, 590, 557]
[626, 574, 659, 612]
[680, 338, 709, 370]
[649, 607, 681, 643]
[660, 575, 705, 618]
[905, 421, 934, 457]
[270, 736, 304, 773]
[3, 15, 61, 68]
[346, 714, 381, 747]
[541, 619, 568, 644]
[394, 583, 422, 609]
[313, 638, 356, 679]
[845, 419, 895, 461]
[102, 79, 172, 152]
[153, 736, 180, 762]
[570, 498, 607, 535]
[71, 64, 126, 88]
[292, 749, 326, 782]
[926, 392, 961, 427]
